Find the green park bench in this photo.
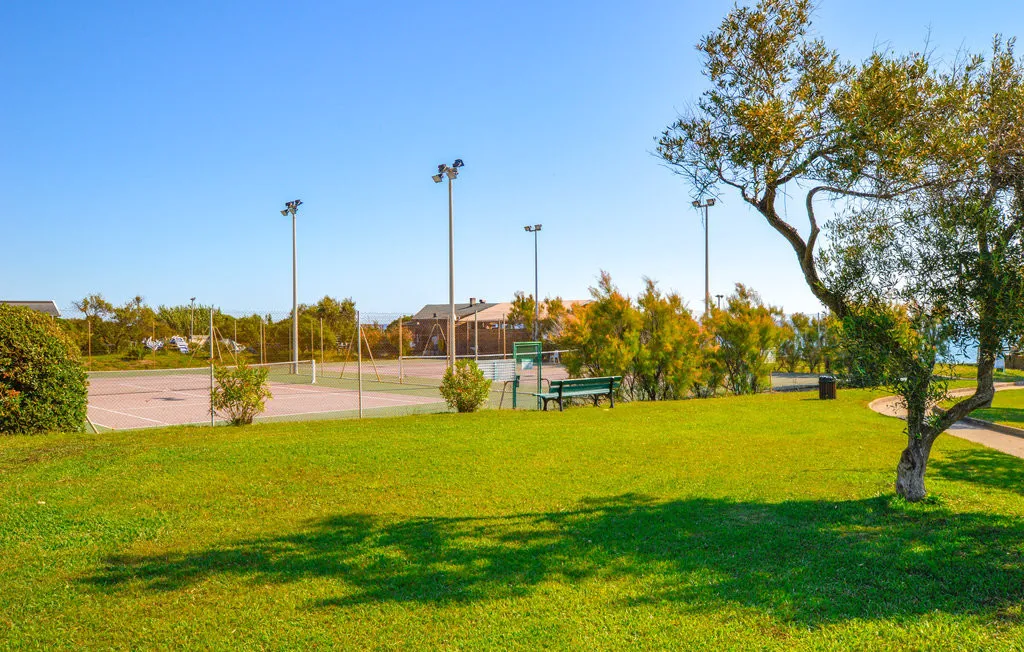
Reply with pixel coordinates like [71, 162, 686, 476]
[537, 376, 622, 412]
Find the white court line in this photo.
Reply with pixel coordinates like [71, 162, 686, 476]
[87, 404, 167, 425]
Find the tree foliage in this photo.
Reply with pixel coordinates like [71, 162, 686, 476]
[560, 272, 701, 401]
[705, 285, 785, 395]
[507, 292, 568, 342]
[0, 305, 88, 434]
[658, 0, 1024, 500]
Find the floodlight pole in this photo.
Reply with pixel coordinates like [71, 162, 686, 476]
[448, 173, 455, 369]
[692, 198, 716, 317]
[524, 225, 542, 340]
[292, 209, 298, 372]
[281, 200, 302, 374]
[189, 297, 196, 341]
[433, 160, 463, 370]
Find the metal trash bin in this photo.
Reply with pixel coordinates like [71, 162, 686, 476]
[818, 375, 836, 400]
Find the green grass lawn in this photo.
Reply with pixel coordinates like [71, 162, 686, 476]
[958, 389, 1024, 429]
[948, 363, 1024, 383]
[3, 390, 1024, 649]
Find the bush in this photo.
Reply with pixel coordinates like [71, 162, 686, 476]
[439, 360, 492, 413]
[211, 362, 272, 425]
[0, 304, 88, 434]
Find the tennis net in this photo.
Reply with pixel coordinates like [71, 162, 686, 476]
[87, 361, 315, 397]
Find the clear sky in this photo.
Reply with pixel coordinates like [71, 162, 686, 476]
[4, 1, 1023, 317]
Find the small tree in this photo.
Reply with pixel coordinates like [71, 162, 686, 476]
[707, 285, 785, 395]
[691, 324, 727, 398]
[560, 272, 703, 401]
[0, 305, 88, 434]
[439, 360, 492, 413]
[211, 362, 272, 425]
[560, 272, 641, 387]
[633, 279, 702, 400]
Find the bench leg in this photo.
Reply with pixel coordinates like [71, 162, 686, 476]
[610, 392, 615, 408]
[559, 398, 564, 412]
[542, 398, 548, 411]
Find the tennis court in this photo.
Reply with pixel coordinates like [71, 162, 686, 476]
[86, 363, 446, 431]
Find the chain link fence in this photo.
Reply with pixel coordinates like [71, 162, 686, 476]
[72, 305, 569, 432]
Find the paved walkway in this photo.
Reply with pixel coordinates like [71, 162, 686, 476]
[868, 383, 1024, 458]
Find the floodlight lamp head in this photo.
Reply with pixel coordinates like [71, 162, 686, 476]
[523, 226, 531, 232]
[452, 159, 464, 168]
[437, 164, 446, 173]
[691, 200, 700, 208]
[446, 168, 457, 180]
[432, 174, 443, 183]
[281, 209, 289, 216]
[534, 224, 542, 231]
[706, 198, 716, 207]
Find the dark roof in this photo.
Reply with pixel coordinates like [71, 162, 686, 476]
[410, 302, 492, 321]
[1, 301, 61, 317]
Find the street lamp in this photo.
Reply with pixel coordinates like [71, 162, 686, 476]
[691, 198, 717, 317]
[189, 297, 196, 341]
[523, 224, 542, 340]
[715, 294, 724, 310]
[432, 159, 464, 369]
[280, 199, 303, 373]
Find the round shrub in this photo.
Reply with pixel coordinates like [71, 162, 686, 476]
[439, 360, 493, 413]
[211, 361, 272, 426]
[0, 304, 88, 434]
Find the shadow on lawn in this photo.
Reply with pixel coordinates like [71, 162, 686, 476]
[84, 493, 1024, 625]
[932, 447, 1024, 496]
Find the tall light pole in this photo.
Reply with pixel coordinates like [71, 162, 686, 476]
[432, 159, 464, 369]
[715, 294, 724, 310]
[524, 224, 542, 340]
[692, 198, 716, 317]
[189, 297, 196, 341]
[280, 199, 303, 373]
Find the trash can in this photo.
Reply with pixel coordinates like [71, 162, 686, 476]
[818, 375, 836, 400]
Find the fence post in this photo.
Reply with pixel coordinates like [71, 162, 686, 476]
[311, 358, 317, 384]
[357, 310, 363, 418]
[209, 361, 215, 427]
[210, 309, 215, 427]
[398, 317, 404, 383]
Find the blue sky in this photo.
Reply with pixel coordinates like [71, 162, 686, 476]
[4, 1, 1023, 316]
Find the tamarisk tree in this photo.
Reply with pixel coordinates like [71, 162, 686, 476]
[658, 0, 1024, 500]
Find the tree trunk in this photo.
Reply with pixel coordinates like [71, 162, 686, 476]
[895, 428, 936, 501]
[976, 318, 998, 409]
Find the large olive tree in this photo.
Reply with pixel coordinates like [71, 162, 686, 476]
[658, 0, 1024, 500]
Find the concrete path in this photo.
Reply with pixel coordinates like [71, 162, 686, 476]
[868, 383, 1024, 459]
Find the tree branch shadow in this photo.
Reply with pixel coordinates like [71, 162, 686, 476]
[82, 492, 1024, 625]
[931, 447, 1024, 496]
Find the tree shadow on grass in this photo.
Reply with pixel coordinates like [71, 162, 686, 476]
[83, 493, 1024, 626]
[931, 447, 1024, 497]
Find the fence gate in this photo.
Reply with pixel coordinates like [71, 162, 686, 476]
[512, 341, 543, 409]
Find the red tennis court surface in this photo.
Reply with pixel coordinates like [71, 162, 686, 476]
[87, 377, 443, 430]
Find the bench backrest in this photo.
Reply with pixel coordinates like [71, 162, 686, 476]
[550, 376, 621, 392]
